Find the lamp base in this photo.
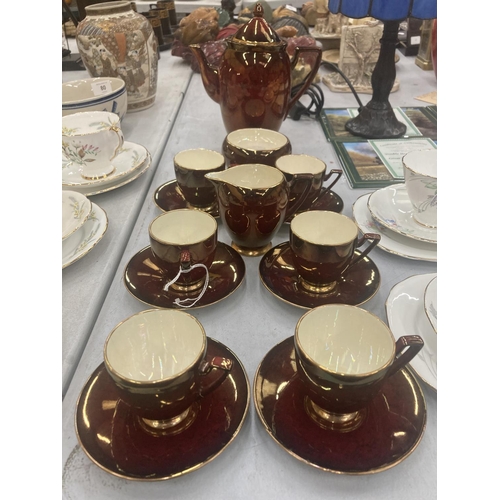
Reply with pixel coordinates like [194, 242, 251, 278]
[345, 100, 406, 139]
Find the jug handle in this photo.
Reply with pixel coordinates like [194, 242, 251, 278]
[284, 173, 314, 221]
[287, 46, 323, 114]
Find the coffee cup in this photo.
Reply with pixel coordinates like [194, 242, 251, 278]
[275, 154, 342, 217]
[295, 304, 424, 432]
[174, 148, 226, 210]
[402, 149, 437, 228]
[222, 128, 292, 167]
[289, 211, 380, 293]
[104, 309, 233, 435]
[149, 209, 218, 292]
[62, 111, 124, 180]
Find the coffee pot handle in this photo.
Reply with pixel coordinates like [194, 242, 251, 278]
[287, 46, 323, 114]
[386, 335, 425, 378]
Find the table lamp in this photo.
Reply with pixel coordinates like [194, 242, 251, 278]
[328, 0, 437, 138]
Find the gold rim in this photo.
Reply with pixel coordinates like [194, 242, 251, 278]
[75, 339, 251, 481]
[252, 339, 427, 475]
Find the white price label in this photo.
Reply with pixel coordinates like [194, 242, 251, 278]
[285, 4, 298, 12]
[91, 80, 112, 96]
[410, 36, 421, 45]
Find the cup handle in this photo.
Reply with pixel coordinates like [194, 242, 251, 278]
[109, 124, 124, 161]
[198, 356, 233, 397]
[346, 232, 381, 269]
[386, 335, 425, 378]
[284, 173, 314, 221]
[310, 169, 343, 206]
[179, 249, 192, 270]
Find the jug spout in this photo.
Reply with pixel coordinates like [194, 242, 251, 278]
[190, 44, 221, 104]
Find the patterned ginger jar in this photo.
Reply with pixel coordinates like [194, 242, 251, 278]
[76, 1, 158, 112]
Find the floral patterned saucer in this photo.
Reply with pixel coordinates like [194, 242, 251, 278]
[254, 336, 427, 474]
[424, 275, 437, 333]
[353, 193, 437, 262]
[75, 338, 250, 480]
[367, 184, 437, 243]
[62, 141, 149, 188]
[62, 190, 92, 240]
[386, 273, 437, 391]
[62, 202, 108, 269]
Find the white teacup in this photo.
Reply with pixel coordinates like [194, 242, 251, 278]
[62, 111, 124, 180]
[402, 149, 437, 228]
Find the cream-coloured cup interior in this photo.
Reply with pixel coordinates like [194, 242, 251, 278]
[276, 154, 325, 175]
[62, 111, 118, 135]
[403, 149, 437, 178]
[297, 305, 394, 375]
[227, 128, 288, 150]
[106, 310, 205, 382]
[207, 164, 283, 189]
[62, 78, 124, 103]
[290, 211, 357, 245]
[150, 210, 216, 244]
[175, 149, 224, 170]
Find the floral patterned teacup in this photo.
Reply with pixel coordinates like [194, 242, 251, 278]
[62, 111, 124, 180]
[402, 149, 437, 229]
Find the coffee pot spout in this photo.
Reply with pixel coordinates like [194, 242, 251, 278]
[190, 44, 221, 104]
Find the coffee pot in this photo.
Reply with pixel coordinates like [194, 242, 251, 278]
[190, 3, 322, 133]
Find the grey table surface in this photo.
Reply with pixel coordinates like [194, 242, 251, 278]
[61, 53, 193, 397]
[62, 52, 437, 499]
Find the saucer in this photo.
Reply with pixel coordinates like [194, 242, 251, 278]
[367, 184, 437, 243]
[353, 193, 437, 262]
[63, 151, 151, 197]
[386, 273, 437, 391]
[75, 337, 250, 481]
[62, 190, 92, 240]
[63, 141, 149, 188]
[153, 179, 219, 217]
[254, 336, 427, 474]
[285, 189, 344, 223]
[124, 242, 245, 309]
[62, 202, 108, 269]
[259, 242, 380, 309]
[424, 275, 437, 333]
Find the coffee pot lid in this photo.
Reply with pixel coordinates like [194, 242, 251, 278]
[233, 3, 282, 44]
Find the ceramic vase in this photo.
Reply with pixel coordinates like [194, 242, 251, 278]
[76, 1, 158, 112]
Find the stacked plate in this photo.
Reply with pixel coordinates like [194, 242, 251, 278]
[62, 191, 108, 269]
[386, 273, 437, 390]
[62, 142, 151, 196]
[352, 183, 437, 262]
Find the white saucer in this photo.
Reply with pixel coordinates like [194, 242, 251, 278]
[62, 151, 151, 197]
[62, 141, 149, 188]
[368, 184, 437, 243]
[386, 273, 437, 391]
[424, 275, 437, 333]
[353, 194, 436, 262]
[62, 202, 108, 269]
[62, 190, 91, 240]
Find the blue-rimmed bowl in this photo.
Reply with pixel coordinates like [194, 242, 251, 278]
[62, 77, 127, 119]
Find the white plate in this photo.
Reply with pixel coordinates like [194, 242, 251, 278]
[386, 273, 437, 391]
[62, 190, 91, 240]
[62, 151, 151, 197]
[424, 275, 437, 333]
[62, 141, 149, 188]
[62, 202, 108, 269]
[367, 184, 437, 243]
[352, 194, 436, 262]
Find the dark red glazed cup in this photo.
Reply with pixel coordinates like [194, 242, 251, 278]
[289, 210, 380, 293]
[104, 309, 233, 434]
[149, 209, 218, 291]
[222, 128, 292, 167]
[294, 304, 424, 432]
[174, 148, 226, 209]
